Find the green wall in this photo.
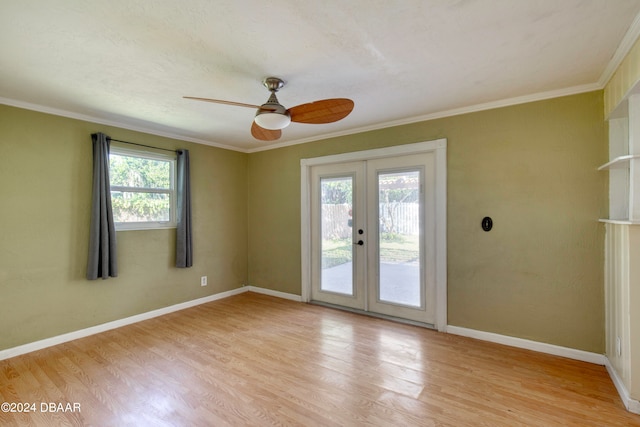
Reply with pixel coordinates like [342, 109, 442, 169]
[248, 91, 607, 353]
[0, 90, 608, 355]
[0, 105, 248, 351]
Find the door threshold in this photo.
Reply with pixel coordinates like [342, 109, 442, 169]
[309, 300, 436, 330]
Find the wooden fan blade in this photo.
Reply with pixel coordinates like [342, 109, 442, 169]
[289, 98, 354, 124]
[251, 121, 282, 141]
[183, 96, 261, 109]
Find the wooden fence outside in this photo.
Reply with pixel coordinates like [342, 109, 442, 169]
[321, 203, 419, 239]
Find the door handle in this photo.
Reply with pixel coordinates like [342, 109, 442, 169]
[354, 240, 364, 246]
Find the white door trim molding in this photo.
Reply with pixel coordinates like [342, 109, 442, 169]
[300, 139, 447, 330]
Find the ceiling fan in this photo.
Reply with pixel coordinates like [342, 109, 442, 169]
[184, 77, 354, 141]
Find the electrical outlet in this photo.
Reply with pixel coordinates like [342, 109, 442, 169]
[201, 276, 207, 287]
[616, 336, 621, 357]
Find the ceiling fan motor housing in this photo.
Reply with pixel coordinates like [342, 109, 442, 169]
[254, 89, 291, 130]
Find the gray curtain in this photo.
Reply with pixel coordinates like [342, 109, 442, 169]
[87, 133, 118, 280]
[176, 149, 193, 268]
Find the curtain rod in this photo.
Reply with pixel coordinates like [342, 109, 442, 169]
[107, 137, 177, 153]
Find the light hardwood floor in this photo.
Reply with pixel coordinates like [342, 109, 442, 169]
[1, 292, 639, 426]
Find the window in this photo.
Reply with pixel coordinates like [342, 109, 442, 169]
[109, 146, 176, 230]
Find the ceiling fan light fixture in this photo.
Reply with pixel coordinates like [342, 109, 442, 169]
[254, 107, 291, 130]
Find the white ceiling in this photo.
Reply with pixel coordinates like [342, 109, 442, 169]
[2, 0, 640, 152]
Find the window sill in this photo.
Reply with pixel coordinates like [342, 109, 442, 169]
[115, 224, 177, 232]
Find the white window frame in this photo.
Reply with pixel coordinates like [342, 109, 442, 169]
[109, 146, 177, 231]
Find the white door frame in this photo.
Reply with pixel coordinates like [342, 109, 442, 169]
[300, 139, 448, 331]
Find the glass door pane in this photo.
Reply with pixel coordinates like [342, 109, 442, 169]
[378, 170, 421, 307]
[310, 161, 365, 311]
[320, 176, 354, 295]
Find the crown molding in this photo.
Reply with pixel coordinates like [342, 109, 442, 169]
[247, 82, 601, 153]
[0, 80, 612, 155]
[599, 11, 640, 87]
[0, 97, 248, 153]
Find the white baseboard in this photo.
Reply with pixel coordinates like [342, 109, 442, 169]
[246, 285, 303, 302]
[446, 326, 640, 414]
[5, 288, 637, 416]
[605, 358, 640, 414]
[445, 325, 607, 365]
[0, 286, 302, 361]
[0, 287, 248, 361]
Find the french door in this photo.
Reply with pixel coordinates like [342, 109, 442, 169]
[309, 153, 437, 325]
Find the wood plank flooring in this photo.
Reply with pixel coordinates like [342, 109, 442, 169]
[1, 292, 639, 426]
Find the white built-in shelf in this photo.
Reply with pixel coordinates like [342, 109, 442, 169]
[598, 154, 640, 170]
[599, 218, 640, 225]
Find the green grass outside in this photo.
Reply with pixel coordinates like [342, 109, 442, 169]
[321, 234, 419, 268]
